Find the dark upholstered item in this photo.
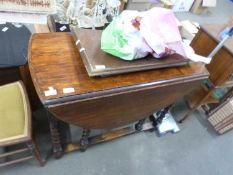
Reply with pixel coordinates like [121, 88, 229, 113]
[0, 23, 31, 68]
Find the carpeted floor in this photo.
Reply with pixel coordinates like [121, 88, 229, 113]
[1, 99, 233, 175]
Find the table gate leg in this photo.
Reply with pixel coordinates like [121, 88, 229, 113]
[80, 128, 90, 152]
[135, 119, 146, 131]
[47, 113, 63, 159]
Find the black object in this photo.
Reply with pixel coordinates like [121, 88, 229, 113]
[149, 105, 180, 136]
[0, 23, 31, 68]
[55, 23, 71, 32]
[149, 105, 172, 127]
[80, 128, 90, 152]
[135, 119, 146, 131]
[48, 15, 71, 32]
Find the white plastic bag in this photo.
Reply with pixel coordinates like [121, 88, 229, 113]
[101, 7, 187, 60]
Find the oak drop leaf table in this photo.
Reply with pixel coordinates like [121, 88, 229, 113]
[28, 33, 209, 158]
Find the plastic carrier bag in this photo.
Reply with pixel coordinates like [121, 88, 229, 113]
[101, 7, 185, 61]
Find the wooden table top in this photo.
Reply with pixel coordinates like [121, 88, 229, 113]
[201, 24, 233, 55]
[28, 33, 208, 106]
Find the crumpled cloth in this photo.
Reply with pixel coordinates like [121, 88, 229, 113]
[139, 7, 185, 58]
[101, 7, 188, 60]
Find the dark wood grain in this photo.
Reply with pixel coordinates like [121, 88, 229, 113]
[186, 24, 233, 106]
[64, 126, 136, 153]
[71, 28, 189, 77]
[29, 33, 208, 107]
[191, 24, 233, 87]
[28, 32, 208, 156]
[49, 79, 202, 129]
[200, 24, 233, 55]
[29, 33, 209, 128]
[181, 24, 233, 123]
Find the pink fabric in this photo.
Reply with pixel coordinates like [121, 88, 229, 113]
[139, 7, 186, 58]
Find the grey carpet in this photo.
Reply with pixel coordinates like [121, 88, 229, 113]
[1, 99, 233, 175]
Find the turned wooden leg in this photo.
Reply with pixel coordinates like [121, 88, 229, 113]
[59, 121, 72, 146]
[178, 109, 195, 123]
[178, 89, 215, 123]
[27, 140, 44, 166]
[80, 128, 90, 152]
[135, 119, 146, 131]
[47, 114, 63, 159]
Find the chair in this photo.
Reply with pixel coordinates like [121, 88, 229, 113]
[0, 81, 43, 167]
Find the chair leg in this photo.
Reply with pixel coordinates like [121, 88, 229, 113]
[135, 119, 146, 131]
[178, 89, 215, 123]
[27, 140, 44, 167]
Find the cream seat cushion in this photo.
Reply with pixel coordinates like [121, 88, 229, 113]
[0, 82, 29, 143]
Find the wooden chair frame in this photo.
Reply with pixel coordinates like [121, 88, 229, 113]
[0, 81, 44, 168]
